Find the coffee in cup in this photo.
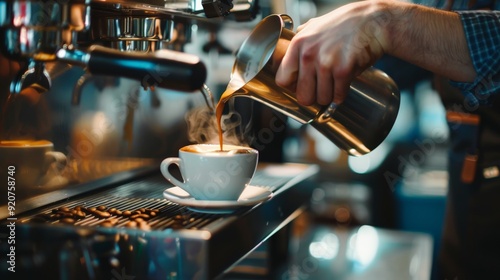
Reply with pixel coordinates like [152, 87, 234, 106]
[160, 144, 258, 201]
[0, 140, 68, 201]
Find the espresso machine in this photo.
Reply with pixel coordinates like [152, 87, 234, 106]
[0, 0, 321, 279]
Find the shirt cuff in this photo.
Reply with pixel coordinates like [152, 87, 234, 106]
[451, 11, 500, 107]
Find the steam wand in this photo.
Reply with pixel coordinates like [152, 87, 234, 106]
[200, 84, 216, 112]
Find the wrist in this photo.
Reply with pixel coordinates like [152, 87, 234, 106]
[371, 0, 415, 55]
[381, 2, 473, 81]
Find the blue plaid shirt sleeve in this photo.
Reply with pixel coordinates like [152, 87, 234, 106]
[450, 11, 500, 107]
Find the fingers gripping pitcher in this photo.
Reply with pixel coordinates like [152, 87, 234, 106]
[219, 14, 400, 156]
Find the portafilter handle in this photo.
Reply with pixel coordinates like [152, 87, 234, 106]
[56, 45, 207, 92]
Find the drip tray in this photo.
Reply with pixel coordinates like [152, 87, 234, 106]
[21, 175, 234, 231]
[0, 163, 319, 279]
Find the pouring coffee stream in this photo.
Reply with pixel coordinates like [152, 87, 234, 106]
[216, 77, 243, 151]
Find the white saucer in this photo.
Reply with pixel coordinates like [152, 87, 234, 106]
[163, 185, 273, 214]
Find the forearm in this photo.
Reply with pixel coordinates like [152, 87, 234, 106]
[380, 1, 476, 82]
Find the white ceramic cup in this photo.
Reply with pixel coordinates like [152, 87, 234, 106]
[0, 140, 67, 200]
[160, 144, 259, 201]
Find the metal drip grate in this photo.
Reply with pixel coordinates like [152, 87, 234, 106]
[16, 165, 314, 231]
[19, 174, 226, 230]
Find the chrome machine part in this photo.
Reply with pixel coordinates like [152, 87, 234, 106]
[0, 0, 246, 60]
[0, 0, 256, 97]
[10, 60, 51, 94]
[0, 0, 90, 61]
[0, 0, 90, 96]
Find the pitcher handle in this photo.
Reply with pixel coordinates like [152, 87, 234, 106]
[278, 14, 294, 31]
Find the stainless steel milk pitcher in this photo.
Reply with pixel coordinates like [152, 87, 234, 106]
[227, 14, 400, 156]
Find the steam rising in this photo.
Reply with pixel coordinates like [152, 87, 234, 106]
[185, 99, 250, 146]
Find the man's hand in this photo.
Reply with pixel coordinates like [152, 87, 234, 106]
[276, 1, 389, 106]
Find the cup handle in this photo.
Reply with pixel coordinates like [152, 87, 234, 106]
[44, 151, 68, 173]
[160, 158, 188, 191]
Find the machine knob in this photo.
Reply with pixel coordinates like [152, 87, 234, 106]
[202, 0, 234, 17]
